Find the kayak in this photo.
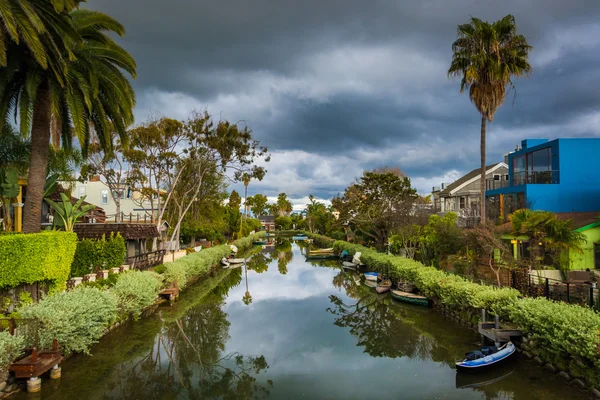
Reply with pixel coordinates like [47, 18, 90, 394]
[455, 342, 516, 371]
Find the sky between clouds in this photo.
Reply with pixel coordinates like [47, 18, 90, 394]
[90, 0, 600, 207]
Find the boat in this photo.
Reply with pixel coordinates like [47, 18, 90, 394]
[375, 278, 392, 294]
[309, 248, 334, 254]
[253, 240, 267, 245]
[342, 261, 357, 270]
[364, 280, 378, 289]
[455, 342, 516, 372]
[292, 235, 309, 241]
[306, 254, 339, 260]
[227, 258, 245, 264]
[391, 290, 430, 306]
[364, 272, 378, 282]
[221, 258, 230, 267]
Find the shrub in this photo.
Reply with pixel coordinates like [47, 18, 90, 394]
[0, 231, 77, 291]
[163, 262, 188, 288]
[0, 332, 24, 380]
[70, 233, 126, 277]
[20, 287, 118, 354]
[112, 271, 161, 318]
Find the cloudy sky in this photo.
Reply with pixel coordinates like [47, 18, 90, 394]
[91, 0, 600, 207]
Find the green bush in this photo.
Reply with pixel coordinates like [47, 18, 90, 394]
[163, 262, 187, 288]
[20, 287, 118, 354]
[0, 231, 77, 291]
[0, 331, 24, 380]
[70, 233, 126, 278]
[112, 271, 161, 318]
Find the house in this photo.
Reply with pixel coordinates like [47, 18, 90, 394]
[71, 176, 160, 222]
[499, 212, 600, 271]
[258, 215, 276, 232]
[486, 138, 600, 221]
[73, 223, 160, 260]
[432, 163, 508, 225]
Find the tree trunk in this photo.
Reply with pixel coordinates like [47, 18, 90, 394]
[23, 82, 52, 233]
[480, 114, 487, 224]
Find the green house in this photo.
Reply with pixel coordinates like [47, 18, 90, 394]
[501, 212, 600, 271]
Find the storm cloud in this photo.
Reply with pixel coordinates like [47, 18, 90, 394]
[90, 0, 600, 202]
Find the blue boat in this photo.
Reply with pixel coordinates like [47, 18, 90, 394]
[292, 234, 308, 240]
[455, 342, 515, 371]
[364, 272, 378, 282]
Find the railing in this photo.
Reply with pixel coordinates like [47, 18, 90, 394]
[103, 212, 156, 224]
[511, 270, 599, 311]
[513, 170, 559, 186]
[126, 250, 166, 271]
[486, 178, 510, 190]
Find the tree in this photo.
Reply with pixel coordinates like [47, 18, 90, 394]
[245, 194, 269, 217]
[391, 224, 423, 259]
[464, 221, 514, 286]
[1, 7, 136, 232]
[274, 215, 292, 230]
[421, 213, 463, 267]
[228, 190, 241, 211]
[448, 15, 532, 223]
[273, 193, 293, 216]
[225, 191, 242, 239]
[304, 195, 333, 234]
[334, 171, 418, 249]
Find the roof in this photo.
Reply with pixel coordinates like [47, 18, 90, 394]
[258, 215, 276, 223]
[73, 223, 159, 240]
[439, 163, 505, 197]
[555, 212, 600, 231]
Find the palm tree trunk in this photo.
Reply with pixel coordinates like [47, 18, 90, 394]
[23, 82, 51, 233]
[480, 114, 487, 224]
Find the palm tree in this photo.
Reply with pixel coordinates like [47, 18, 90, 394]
[0, 7, 136, 232]
[448, 15, 532, 223]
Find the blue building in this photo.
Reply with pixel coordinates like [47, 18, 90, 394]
[486, 138, 600, 220]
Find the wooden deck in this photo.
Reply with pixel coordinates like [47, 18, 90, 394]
[478, 321, 522, 344]
[10, 340, 62, 378]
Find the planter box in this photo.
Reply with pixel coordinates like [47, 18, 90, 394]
[84, 274, 96, 282]
[100, 270, 110, 279]
[110, 268, 121, 274]
[120, 265, 130, 272]
[72, 277, 83, 287]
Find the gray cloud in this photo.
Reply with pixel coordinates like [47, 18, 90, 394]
[89, 0, 600, 200]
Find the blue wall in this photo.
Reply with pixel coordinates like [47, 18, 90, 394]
[487, 138, 600, 213]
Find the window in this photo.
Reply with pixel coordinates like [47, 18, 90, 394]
[101, 190, 109, 205]
[513, 147, 554, 185]
[459, 197, 466, 209]
[513, 155, 526, 186]
[78, 186, 86, 197]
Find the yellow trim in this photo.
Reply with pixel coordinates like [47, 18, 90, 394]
[15, 185, 23, 232]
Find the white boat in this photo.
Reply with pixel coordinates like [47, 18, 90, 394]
[228, 258, 245, 264]
[342, 261, 357, 270]
[221, 258, 230, 268]
[364, 272, 378, 282]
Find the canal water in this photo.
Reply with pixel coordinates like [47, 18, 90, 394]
[18, 240, 588, 399]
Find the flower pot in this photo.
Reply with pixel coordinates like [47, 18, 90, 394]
[110, 268, 121, 274]
[84, 274, 96, 282]
[72, 277, 83, 287]
[100, 270, 110, 279]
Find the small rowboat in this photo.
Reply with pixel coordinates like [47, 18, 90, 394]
[364, 280, 378, 289]
[221, 258, 230, 268]
[309, 248, 334, 254]
[455, 342, 516, 372]
[306, 254, 339, 260]
[364, 272, 378, 282]
[375, 279, 392, 294]
[391, 290, 429, 306]
[228, 258, 245, 264]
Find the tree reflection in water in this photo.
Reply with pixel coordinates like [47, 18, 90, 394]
[101, 286, 271, 399]
[276, 240, 293, 275]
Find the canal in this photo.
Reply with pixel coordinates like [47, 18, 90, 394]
[18, 240, 588, 399]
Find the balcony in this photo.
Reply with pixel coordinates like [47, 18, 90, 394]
[487, 170, 559, 190]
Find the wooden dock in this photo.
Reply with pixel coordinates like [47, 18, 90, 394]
[478, 311, 522, 346]
[10, 340, 62, 379]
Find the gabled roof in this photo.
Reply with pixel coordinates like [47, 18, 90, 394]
[439, 163, 506, 197]
[555, 212, 600, 231]
[259, 215, 276, 223]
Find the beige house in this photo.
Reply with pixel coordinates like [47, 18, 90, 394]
[432, 163, 508, 225]
[70, 176, 159, 222]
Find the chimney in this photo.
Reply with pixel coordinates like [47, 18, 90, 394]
[90, 175, 101, 182]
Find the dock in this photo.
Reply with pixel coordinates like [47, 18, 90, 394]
[478, 310, 522, 346]
[10, 339, 62, 379]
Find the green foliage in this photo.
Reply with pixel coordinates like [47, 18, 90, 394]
[275, 215, 292, 230]
[71, 233, 126, 277]
[420, 213, 463, 266]
[242, 217, 262, 236]
[163, 262, 188, 288]
[20, 287, 119, 355]
[0, 231, 77, 291]
[45, 193, 96, 231]
[0, 331, 24, 379]
[245, 194, 269, 217]
[112, 271, 161, 318]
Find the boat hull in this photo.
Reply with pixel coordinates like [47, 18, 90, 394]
[375, 284, 391, 294]
[305, 255, 339, 260]
[455, 343, 516, 372]
[228, 258, 245, 264]
[364, 272, 378, 282]
[391, 290, 429, 307]
[292, 236, 308, 240]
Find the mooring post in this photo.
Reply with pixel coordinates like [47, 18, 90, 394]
[481, 309, 486, 323]
[494, 314, 499, 330]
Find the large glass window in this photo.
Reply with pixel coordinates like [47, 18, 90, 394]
[101, 190, 109, 205]
[513, 155, 526, 185]
[513, 147, 554, 185]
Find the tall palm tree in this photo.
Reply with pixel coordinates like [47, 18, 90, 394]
[0, 7, 136, 232]
[448, 15, 532, 223]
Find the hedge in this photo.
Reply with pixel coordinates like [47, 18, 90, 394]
[0, 331, 23, 380]
[0, 231, 77, 291]
[70, 233, 126, 277]
[333, 239, 600, 387]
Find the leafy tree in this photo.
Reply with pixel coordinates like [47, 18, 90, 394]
[224, 191, 242, 239]
[304, 195, 334, 234]
[0, 167, 19, 231]
[241, 217, 262, 236]
[228, 190, 241, 211]
[273, 193, 292, 216]
[420, 213, 463, 267]
[334, 171, 418, 249]
[274, 216, 292, 231]
[245, 194, 269, 217]
[448, 15, 532, 222]
[464, 221, 514, 286]
[1, 7, 136, 232]
[391, 224, 423, 259]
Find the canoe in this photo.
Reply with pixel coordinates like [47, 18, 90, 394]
[376, 279, 392, 294]
[391, 290, 430, 306]
[292, 236, 309, 240]
[253, 240, 267, 245]
[228, 258, 245, 264]
[455, 342, 516, 372]
[364, 272, 378, 282]
[306, 254, 339, 260]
